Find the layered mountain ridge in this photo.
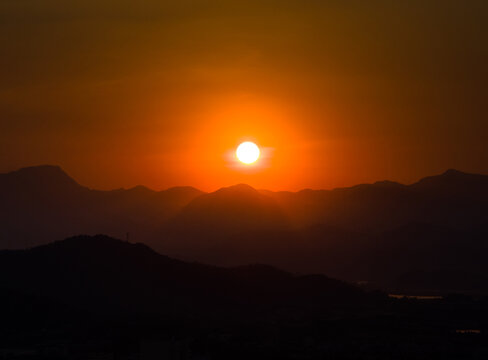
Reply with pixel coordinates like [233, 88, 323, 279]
[1, 165, 487, 293]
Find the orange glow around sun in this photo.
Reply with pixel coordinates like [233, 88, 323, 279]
[152, 95, 316, 191]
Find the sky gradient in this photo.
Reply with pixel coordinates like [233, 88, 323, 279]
[1, 0, 487, 191]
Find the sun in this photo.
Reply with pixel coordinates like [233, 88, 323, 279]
[236, 141, 260, 164]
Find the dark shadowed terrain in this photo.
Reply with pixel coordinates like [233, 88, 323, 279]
[1, 235, 487, 359]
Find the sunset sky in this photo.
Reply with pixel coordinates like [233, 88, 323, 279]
[0, 0, 487, 191]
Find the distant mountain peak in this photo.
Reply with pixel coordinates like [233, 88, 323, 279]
[163, 186, 204, 195]
[0, 165, 83, 191]
[49, 234, 127, 249]
[411, 168, 488, 190]
[126, 185, 155, 194]
[372, 180, 405, 188]
[216, 183, 258, 194]
[12, 164, 66, 176]
[171, 183, 289, 234]
[441, 168, 466, 176]
[36, 234, 167, 261]
[432, 168, 484, 181]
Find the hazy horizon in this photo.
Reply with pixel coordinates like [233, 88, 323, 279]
[3, 163, 485, 193]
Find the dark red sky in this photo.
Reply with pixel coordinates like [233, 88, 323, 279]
[0, 1, 487, 191]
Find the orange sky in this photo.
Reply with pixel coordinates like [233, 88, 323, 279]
[0, 1, 487, 191]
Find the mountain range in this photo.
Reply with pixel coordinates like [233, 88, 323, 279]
[1, 165, 487, 294]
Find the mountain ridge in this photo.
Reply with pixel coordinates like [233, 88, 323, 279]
[1, 165, 488, 295]
[3, 164, 487, 194]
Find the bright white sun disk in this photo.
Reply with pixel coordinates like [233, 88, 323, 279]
[236, 141, 260, 164]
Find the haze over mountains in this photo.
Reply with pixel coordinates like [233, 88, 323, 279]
[1, 165, 488, 294]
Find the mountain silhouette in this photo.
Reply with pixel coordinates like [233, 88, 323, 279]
[171, 183, 289, 233]
[1, 165, 488, 293]
[0, 165, 82, 189]
[0, 165, 203, 248]
[0, 235, 366, 318]
[267, 169, 488, 231]
[412, 168, 488, 191]
[2, 236, 486, 360]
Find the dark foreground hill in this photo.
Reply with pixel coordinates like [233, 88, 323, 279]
[0, 235, 366, 316]
[1, 236, 488, 360]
